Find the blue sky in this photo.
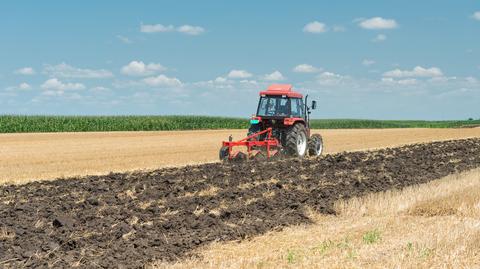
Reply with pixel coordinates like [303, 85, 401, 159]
[0, 1, 479, 119]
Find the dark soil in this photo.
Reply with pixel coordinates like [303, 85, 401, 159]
[1, 138, 480, 268]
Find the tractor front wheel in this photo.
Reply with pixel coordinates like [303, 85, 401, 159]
[308, 134, 324, 157]
[219, 146, 230, 161]
[247, 124, 262, 140]
[285, 124, 308, 158]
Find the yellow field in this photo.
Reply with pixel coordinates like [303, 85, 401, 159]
[2, 128, 480, 268]
[153, 169, 480, 269]
[1, 128, 480, 184]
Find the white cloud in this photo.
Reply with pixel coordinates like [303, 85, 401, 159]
[5, 82, 32, 91]
[372, 34, 387, 42]
[428, 76, 457, 83]
[140, 23, 175, 33]
[140, 23, 205, 35]
[332, 25, 346, 32]
[227, 69, 253, 79]
[239, 79, 258, 85]
[362, 59, 376, 66]
[14, 67, 36, 75]
[472, 11, 480, 21]
[318, 72, 342, 79]
[303, 21, 327, 33]
[191, 77, 264, 94]
[41, 90, 61, 97]
[18, 83, 31, 90]
[263, 71, 285, 81]
[316, 71, 348, 85]
[293, 64, 322, 73]
[121, 61, 166, 76]
[177, 25, 205, 35]
[381, 77, 418, 85]
[214, 77, 228, 83]
[44, 63, 113, 79]
[466, 77, 478, 84]
[116, 35, 132, 44]
[397, 79, 418, 85]
[41, 78, 85, 91]
[383, 66, 443, 78]
[143, 75, 182, 87]
[380, 78, 394, 83]
[359, 17, 398, 30]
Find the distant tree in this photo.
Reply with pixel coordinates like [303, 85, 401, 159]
[468, 118, 474, 121]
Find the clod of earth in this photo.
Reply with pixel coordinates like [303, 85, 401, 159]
[1, 138, 480, 268]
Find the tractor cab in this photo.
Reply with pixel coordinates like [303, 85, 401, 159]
[250, 84, 316, 128]
[256, 95, 305, 118]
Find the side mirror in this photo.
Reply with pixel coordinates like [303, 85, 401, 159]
[311, 100, 317, 110]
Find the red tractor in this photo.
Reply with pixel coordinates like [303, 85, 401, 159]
[220, 84, 323, 161]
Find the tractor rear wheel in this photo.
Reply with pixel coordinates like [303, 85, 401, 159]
[285, 124, 308, 158]
[308, 134, 323, 157]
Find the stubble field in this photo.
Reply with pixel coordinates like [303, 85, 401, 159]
[1, 128, 480, 268]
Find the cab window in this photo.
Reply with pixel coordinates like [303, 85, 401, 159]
[291, 98, 304, 117]
[257, 96, 290, 116]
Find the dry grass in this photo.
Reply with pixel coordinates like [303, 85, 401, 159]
[198, 186, 220, 197]
[2, 128, 480, 184]
[0, 226, 16, 241]
[152, 169, 480, 269]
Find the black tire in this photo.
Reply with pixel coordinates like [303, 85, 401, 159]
[308, 134, 324, 157]
[285, 124, 308, 158]
[219, 146, 230, 161]
[248, 124, 264, 151]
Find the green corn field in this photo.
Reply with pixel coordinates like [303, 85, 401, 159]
[0, 115, 479, 133]
[309, 119, 480, 129]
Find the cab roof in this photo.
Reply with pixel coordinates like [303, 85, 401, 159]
[259, 84, 303, 98]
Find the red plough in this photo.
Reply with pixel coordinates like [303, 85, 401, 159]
[219, 127, 281, 161]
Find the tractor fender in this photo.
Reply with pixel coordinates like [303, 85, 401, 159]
[283, 117, 305, 126]
[284, 119, 309, 137]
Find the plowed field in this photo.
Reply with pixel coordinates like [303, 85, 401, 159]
[1, 138, 480, 268]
